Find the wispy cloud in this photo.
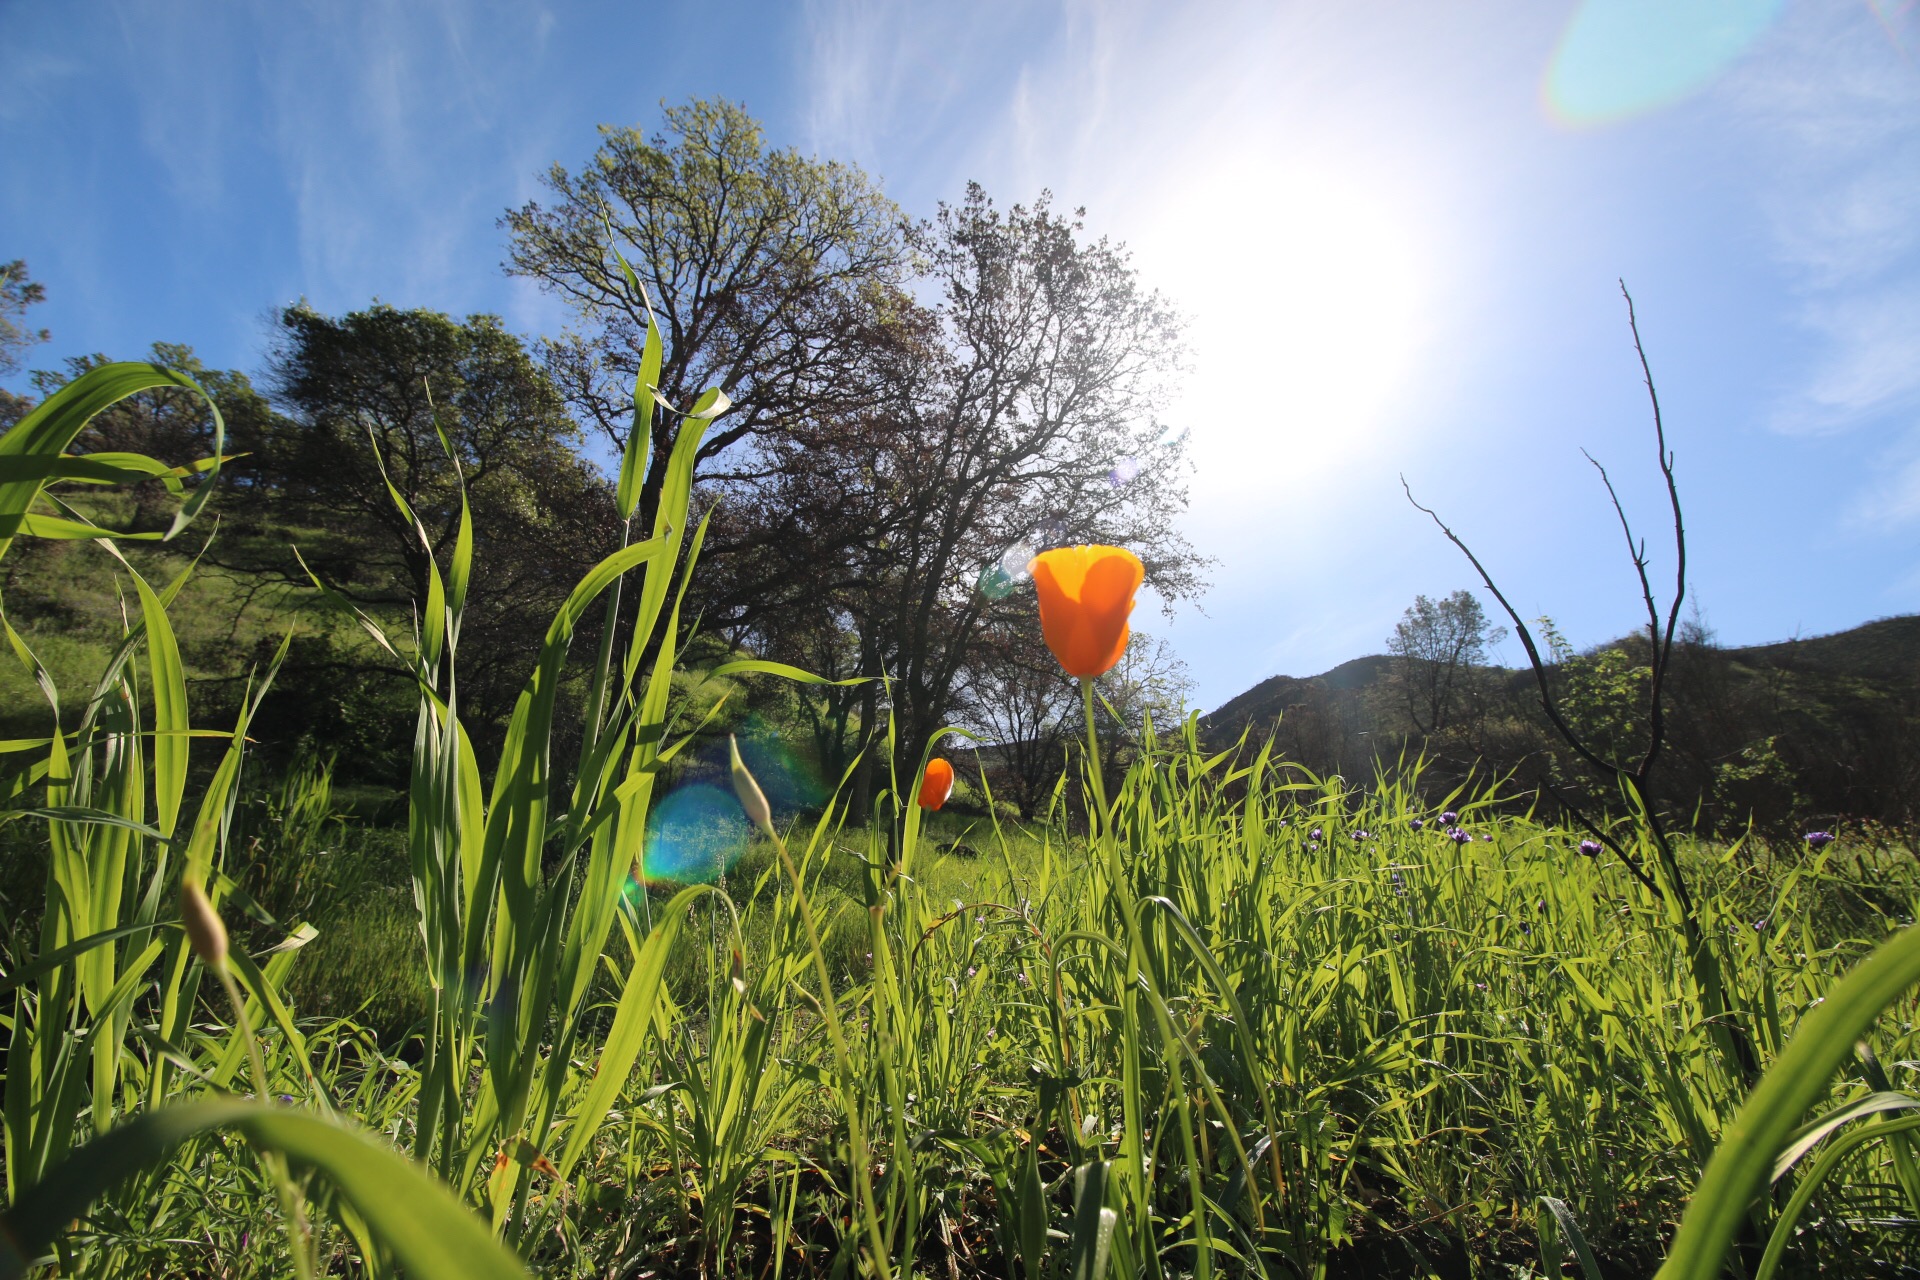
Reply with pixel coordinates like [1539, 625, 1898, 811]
[1782, 288, 1920, 434]
[0, 45, 83, 126]
[1721, 4, 1920, 440]
[796, 0, 1062, 195]
[1860, 439, 1920, 529]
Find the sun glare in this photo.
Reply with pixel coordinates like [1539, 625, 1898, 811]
[1136, 164, 1430, 506]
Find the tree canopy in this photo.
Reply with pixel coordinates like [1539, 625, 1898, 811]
[712, 184, 1206, 785]
[0, 259, 49, 378]
[503, 98, 911, 531]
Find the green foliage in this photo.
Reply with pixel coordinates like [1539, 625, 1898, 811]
[1541, 616, 1653, 767]
[0, 260, 49, 378]
[1386, 588, 1506, 735]
[8, 278, 1920, 1280]
[505, 97, 909, 530]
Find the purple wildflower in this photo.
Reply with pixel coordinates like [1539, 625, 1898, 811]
[1440, 810, 1459, 825]
[1309, 826, 1322, 841]
[1352, 829, 1370, 841]
[1804, 831, 1836, 849]
[1577, 840, 1602, 857]
[1410, 818, 1424, 830]
[1447, 827, 1471, 845]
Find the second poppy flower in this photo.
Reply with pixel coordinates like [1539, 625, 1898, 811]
[919, 758, 955, 810]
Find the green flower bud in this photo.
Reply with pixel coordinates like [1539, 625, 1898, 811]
[180, 879, 229, 974]
[729, 734, 774, 838]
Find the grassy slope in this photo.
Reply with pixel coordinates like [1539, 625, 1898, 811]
[0, 492, 408, 750]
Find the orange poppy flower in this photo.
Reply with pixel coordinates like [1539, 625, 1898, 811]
[919, 758, 955, 810]
[1029, 545, 1144, 679]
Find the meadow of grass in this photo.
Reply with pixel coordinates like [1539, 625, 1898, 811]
[7, 360, 1920, 1280]
[8, 737, 1918, 1277]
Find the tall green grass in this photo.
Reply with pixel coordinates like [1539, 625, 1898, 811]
[4, 359, 1920, 1279]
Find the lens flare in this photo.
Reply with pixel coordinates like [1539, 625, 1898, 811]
[637, 784, 750, 887]
[632, 719, 827, 889]
[976, 565, 1018, 599]
[978, 540, 1036, 598]
[732, 716, 828, 814]
[1545, 0, 1784, 124]
[1107, 457, 1142, 488]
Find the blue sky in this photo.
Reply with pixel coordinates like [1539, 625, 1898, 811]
[3, 0, 1917, 710]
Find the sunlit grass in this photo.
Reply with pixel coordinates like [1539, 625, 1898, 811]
[8, 359, 1920, 1280]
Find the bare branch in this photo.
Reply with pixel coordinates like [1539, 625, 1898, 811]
[1540, 775, 1664, 901]
[1619, 281, 1687, 778]
[1581, 447, 1662, 650]
[1401, 476, 1623, 782]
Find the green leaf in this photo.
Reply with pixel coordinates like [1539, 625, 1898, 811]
[1657, 923, 1920, 1280]
[606, 228, 663, 522]
[128, 566, 190, 837]
[0, 361, 225, 561]
[1068, 1161, 1116, 1280]
[0, 1100, 530, 1280]
[0, 920, 181, 996]
[1756, 1113, 1920, 1280]
[553, 884, 712, 1177]
[1538, 1196, 1603, 1280]
[707, 658, 870, 686]
[1772, 1090, 1920, 1182]
[1017, 1135, 1047, 1278]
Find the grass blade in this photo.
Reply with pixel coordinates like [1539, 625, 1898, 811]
[0, 1100, 529, 1280]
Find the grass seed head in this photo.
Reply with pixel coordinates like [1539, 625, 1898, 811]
[729, 734, 775, 839]
[180, 879, 229, 974]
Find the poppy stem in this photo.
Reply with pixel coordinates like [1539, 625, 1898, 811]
[1080, 677, 1109, 835]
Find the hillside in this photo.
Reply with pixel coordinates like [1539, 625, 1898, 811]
[1200, 653, 1397, 737]
[1199, 615, 1920, 837]
[1202, 616, 1920, 737]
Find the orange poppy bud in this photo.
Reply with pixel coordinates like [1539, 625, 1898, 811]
[1029, 545, 1144, 679]
[919, 758, 955, 810]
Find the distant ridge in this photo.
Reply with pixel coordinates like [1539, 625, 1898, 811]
[1200, 615, 1920, 744]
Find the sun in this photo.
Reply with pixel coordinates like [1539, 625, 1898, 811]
[1132, 161, 1432, 501]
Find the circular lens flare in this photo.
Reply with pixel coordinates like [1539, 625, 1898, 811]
[637, 784, 750, 887]
[976, 565, 1018, 599]
[732, 716, 827, 814]
[631, 718, 828, 892]
[1545, 0, 1784, 124]
[980, 540, 1037, 598]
